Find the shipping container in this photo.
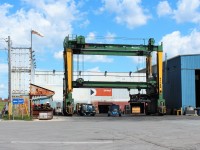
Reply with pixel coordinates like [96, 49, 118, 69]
[34, 71, 146, 107]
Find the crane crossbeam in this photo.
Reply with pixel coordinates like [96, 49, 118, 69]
[72, 49, 151, 56]
[64, 36, 158, 56]
[72, 81, 150, 89]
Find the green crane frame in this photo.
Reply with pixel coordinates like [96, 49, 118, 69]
[63, 35, 165, 115]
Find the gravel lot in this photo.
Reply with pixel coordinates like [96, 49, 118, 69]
[1, 115, 200, 150]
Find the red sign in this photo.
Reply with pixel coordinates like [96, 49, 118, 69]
[90, 88, 112, 96]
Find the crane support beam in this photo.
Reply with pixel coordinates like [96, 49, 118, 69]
[64, 36, 158, 56]
[66, 48, 73, 92]
[63, 48, 74, 115]
[157, 51, 163, 95]
[157, 44, 166, 114]
[72, 48, 152, 56]
[72, 81, 151, 89]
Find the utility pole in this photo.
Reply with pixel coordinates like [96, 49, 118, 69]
[8, 36, 12, 103]
[30, 29, 44, 118]
[7, 36, 13, 119]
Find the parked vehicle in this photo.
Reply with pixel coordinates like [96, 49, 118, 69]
[79, 104, 96, 116]
[54, 102, 62, 115]
[108, 104, 121, 117]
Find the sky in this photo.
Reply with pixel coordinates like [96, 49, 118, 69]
[0, 0, 200, 98]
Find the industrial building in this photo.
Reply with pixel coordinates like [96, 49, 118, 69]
[163, 54, 200, 110]
[11, 53, 200, 114]
[139, 54, 200, 111]
[34, 71, 146, 112]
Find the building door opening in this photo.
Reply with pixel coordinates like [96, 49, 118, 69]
[130, 102, 145, 114]
[98, 105, 110, 113]
[195, 70, 200, 107]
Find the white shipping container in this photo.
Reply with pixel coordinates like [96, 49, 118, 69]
[34, 71, 146, 104]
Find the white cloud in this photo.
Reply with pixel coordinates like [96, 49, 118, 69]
[84, 55, 113, 63]
[173, 0, 200, 23]
[85, 31, 116, 43]
[95, 6, 105, 15]
[0, 63, 8, 98]
[160, 29, 200, 58]
[0, 3, 12, 16]
[87, 67, 101, 72]
[127, 56, 146, 70]
[100, 0, 151, 29]
[0, 0, 83, 52]
[55, 50, 113, 63]
[0, 63, 8, 73]
[54, 50, 63, 59]
[0, 83, 7, 99]
[0, 63, 7, 98]
[80, 19, 90, 28]
[0, 84, 5, 89]
[105, 32, 116, 43]
[86, 32, 96, 42]
[157, 1, 172, 17]
[157, 0, 200, 23]
[74, 55, 113, 63]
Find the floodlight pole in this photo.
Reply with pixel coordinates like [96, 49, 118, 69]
[8, 36, 11, 102]
[30, 30, 33, 118]
[30, 29, 43, 83]
[29, 29, 43, 118]
[30, 30, 34, 83]
[7, 36, 13, 120]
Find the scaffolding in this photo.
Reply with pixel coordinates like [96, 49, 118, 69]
[11, 47, 34, 96]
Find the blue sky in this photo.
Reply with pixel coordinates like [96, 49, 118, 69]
[1, 0, 200, 98]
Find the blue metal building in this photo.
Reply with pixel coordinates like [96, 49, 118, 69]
[164, 54, 200, 110]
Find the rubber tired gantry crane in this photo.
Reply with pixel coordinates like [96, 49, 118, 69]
[63, 35, 166, 115]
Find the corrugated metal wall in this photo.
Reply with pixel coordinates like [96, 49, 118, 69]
[164, 56, 182, 109]
[181, 55, 200, 108]
[164, 55, 200, 109]
[181, 69, 195, 108]
[34, 71, 63, 101]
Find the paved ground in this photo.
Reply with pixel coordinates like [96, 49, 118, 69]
[1, 115, 200, 150]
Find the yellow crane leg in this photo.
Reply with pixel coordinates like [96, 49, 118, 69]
[157, 51, 163, 95]
[63, 48, 74, 115]
[157, 50, 166, 114]
[66, 48, 73, 92]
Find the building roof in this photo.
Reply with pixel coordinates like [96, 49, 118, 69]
[137, 54, 200, 73]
